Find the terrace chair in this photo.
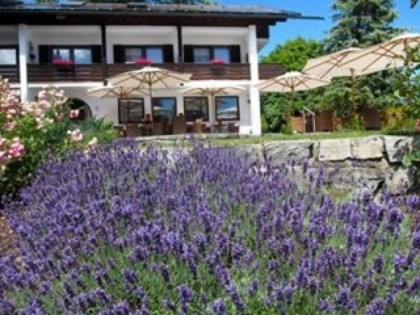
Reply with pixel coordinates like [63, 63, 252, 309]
[125, 123, 142, 138]
[172, 114, 187, 134]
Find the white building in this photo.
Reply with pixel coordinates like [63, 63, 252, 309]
[0, 1, 311, 136]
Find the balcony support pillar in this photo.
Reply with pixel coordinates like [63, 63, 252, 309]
[100, 24, 108, 85]
[247, 24, 261, 136]
[18, 24, 28, 102]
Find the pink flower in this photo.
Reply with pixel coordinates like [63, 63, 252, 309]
[52, 59, 74, 65]
[210, 58, 226, 64]
[70, 109, 79, 119]
[134, 58, 154, 65]
[8, 138, 25, 159]
[6, 121, 17, 131]
[67, 129, 83, 143]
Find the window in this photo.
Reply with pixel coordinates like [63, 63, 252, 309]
[0, 47, 17, 65]
[215, 96, 240, 121]
[152, 97, 176, 123]
[213, 47, 230, 63]
[52, 47, 92, 64]
[118, 98, 145, 124]
[184, 45, 240, 63]
[184, 97, 209, 122]
[123, 46, 164, 63]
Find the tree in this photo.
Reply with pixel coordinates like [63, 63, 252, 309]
[260, 38, 324, 132]
[324, 0, 400, 128]
[411, 0, 418, 8]
[261, 37, 323, 72]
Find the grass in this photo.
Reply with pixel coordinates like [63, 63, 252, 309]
[207, 130, 386, 146]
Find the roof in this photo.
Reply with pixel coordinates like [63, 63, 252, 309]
[0, 2, 322, 25]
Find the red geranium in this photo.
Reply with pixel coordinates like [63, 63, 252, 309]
[134, 58, 154, 65]
[52, 59, 75, 65]
[210, 58, 226, 64]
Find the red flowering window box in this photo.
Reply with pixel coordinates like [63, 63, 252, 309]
[210, 58, 226, 64]
[53, 59, 75, 73]
[134, 58, 154, 65]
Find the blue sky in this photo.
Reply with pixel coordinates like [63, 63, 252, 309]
[223, 0, 420, 57]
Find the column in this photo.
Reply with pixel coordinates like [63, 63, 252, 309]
[18, 24, 28, 102]
[247, 25, 261, 136]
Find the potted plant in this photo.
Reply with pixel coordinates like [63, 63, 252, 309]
[134, 58, 154, 66]
[52, 58, 75, 72]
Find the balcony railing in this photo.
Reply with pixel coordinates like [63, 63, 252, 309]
[1, 63, 284, 84]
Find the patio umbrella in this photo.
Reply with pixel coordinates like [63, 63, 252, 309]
[339, 33, 420, 75]
[182, 80, 245, 124]
[303, 47, 362, 78]
[86, 85, 147, 99]
[303, 47, 364, 114]
[257, 71, 330, 124]
[108, 66, 191, 96]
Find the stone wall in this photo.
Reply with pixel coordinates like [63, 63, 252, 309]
[232, 136, 420, 196]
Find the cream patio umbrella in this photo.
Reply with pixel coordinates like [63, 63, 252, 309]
[338, 33, 420, 75]
[108, 66, 192, 96]
[303, 47, 365, 114]
[182, 80, 245, 125]
[86, 85, 147, 99]
[257, 72, 331, 127]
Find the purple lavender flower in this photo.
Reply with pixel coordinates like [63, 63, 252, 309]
[212, 298, 226, 315]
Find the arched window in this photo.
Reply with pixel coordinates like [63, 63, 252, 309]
[66, 98, 92, 121]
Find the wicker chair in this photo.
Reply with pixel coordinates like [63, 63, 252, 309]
[125, 123, 142, 138]
[173, 115, 187, 134]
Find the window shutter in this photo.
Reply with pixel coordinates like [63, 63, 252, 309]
[183, 45, 194, 63]
[229, 45, 241, 63]
[91, 45, 102, 63]
[38, 45, 51, 64]
[163, 45, 174, 63]
[113, 45, 125, 63]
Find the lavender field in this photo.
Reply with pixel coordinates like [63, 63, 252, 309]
[0, 140, 419, 314]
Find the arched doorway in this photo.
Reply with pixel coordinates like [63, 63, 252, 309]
[66, 98, 92, 121]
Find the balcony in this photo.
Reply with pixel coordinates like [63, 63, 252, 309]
[1, 63, 284, 84]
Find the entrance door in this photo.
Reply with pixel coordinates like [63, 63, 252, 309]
[152, 97, 176, 134]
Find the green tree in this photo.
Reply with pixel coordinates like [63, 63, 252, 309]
[261, 37, 323, 72]
[411, 0, 418, 8]
[260, 38, 324, 132]
[324, 0, 400, 129]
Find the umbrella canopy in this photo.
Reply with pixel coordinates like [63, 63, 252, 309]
[86, 85, 147, 99]
[303, 47, 362, 78]
[257, 71, 330, 93]
[339, 33, 420, 75]
[182, 80, 245, 96]
[108, 66, 192, 95]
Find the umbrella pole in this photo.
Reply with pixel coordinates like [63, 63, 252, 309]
[350, 68, 356, 117]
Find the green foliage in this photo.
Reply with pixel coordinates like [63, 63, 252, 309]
[261, 37, 323, 72]
[411, 0, 418, 8]
[260, 38, 324, 132]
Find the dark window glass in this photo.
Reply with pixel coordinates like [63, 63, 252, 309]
[118, 98, 145, 124]
[215, 96, 240, 121]
[193, 48, 211, 63]
[214, 47, 230, 62]
[0, 48, 17, 65]
[190, 46, 237, 63]
[123, 46, 164, 63]
[52, 47, 92, 64]
[184, 97, 209, 122]
[145, 48, 163, 63]
[152, 97, 176, 123]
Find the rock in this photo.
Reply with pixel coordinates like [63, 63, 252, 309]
[264, 141, 313, 167]
[227, 145, 264, 165]
[351, 137, 383, 160]
[318, 139, 351, 161]
[384, 136, 413, 163]
[385, 167, 416, 195]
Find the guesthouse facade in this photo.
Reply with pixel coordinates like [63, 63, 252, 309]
[0, 1, 312, 135]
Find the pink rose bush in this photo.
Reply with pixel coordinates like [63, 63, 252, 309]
[0, 76, 115, 198]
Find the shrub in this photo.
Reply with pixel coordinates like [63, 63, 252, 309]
[0, 76, 116, 199]
[1, 140, 419, 314]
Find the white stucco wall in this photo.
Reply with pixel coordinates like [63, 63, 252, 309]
[0, 26, 18, 44]
[27, 84, 252, 133]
